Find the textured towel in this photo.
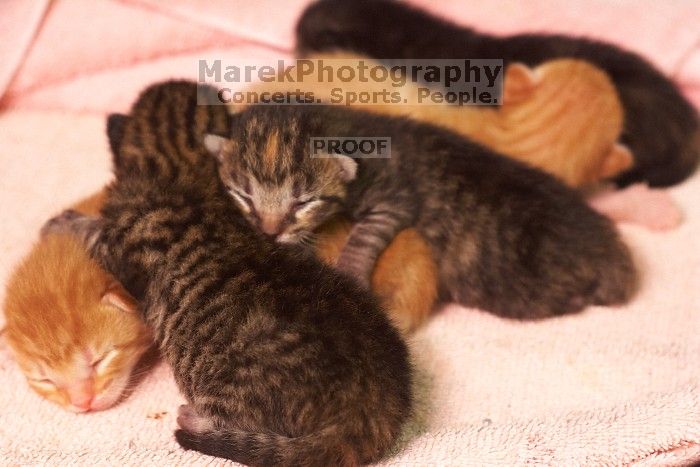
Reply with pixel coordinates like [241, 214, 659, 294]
[0, 0, 699, 465]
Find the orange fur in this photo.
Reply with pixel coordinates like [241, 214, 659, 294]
[236, 53, 631, 187]
[315, 218, 438, 333]
[2, 190, 151, 412]
[481, 60, 632, 186]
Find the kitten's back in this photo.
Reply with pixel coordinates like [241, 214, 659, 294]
[486, 59, 632, 186]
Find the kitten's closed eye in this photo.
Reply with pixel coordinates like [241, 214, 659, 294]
[229, 188, 251, 201]
[91, 348, 119, 373]
[292, 198, 318, 211]
[30, 377, 55, 386]
[228, 188, 254, 213]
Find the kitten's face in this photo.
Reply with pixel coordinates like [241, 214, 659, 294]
[205, 110, 356, 243]
[9, 303, 150, 413]
[4, 235, 152, 412]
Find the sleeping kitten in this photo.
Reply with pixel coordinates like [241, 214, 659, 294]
[476, 59, 632, 187]
[3, 191, 151, 412]
[107, 112, 437, 334]
[44, 81, 412, 465]
[207, 105, 637, 319]
[296, 0, 700, 188]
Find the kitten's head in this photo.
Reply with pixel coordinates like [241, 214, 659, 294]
[205, 107, 357, 243]
[3, 234, 152, 412]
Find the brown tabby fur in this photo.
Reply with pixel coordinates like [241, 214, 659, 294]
[3, 190, 151, 412]
[227, 55, 631, 323]
[211, 102, 637, 319]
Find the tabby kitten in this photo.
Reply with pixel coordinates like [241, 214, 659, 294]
[296, 0, 700, 187]
[44, 81, 412, 466]
[109, 113, 437, 334]
[3, 190, 152, 412]
[207, 105, 637, 319]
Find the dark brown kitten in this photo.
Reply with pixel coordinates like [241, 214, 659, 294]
[44, 81, 412, 466]
[208, 105, 637, 319]
[296, 0, 700, 188]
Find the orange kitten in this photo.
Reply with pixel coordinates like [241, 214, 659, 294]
[314, 218, 438, 333]
[2, 191, 151, 412]
[236, 54, 632, 187]
[470, 60, 633, 187]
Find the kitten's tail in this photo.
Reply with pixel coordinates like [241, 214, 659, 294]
[175, 425, 360, 467]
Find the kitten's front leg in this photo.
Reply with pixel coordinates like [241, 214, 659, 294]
[336, 206, 410, 287]
[41, 209, 102, 252]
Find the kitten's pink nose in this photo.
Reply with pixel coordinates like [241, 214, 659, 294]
[70, 394, 93, 412]
[67, 382, 94, 412]
[71, 397, 93, 412]
[259, 215, 283, 237]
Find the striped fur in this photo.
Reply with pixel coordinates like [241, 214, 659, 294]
[212, 105, 637, 319]
[43, 81, 412, 466]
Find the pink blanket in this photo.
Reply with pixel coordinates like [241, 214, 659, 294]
[1, 1, 699, 465]
[2, 0, 699, 112]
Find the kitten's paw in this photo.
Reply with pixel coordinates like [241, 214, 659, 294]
[40, 209, 85, 237]
[176, 404, 215, 434]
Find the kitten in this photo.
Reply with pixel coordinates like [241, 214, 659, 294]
[108, 112, 438, 333]
[44, 81, 412, 465]
[476, 59, 632, 187]
[207, 105, 637, 319]
[3, 190, 152, 412]
[295, 0, 700, 188]
[236, 53, 632, 188]
[314, 218, 437, 333]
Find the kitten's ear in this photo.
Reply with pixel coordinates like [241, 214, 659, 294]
[599, 143, 634, 179]
[503, 63, 540, 104]
[203, 134, 228, 162]
[106, 113, 129, 160]
[335, 155, 357, 182]
[101, 282, 138, 313]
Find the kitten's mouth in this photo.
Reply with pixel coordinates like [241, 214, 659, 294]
[68, 404, 91, 413]
[64, 376, 124, 412]
[67, 389, 119, 412]
[89, 395, 117, 411]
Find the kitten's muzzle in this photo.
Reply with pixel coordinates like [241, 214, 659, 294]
[258, 212, 289, 239]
